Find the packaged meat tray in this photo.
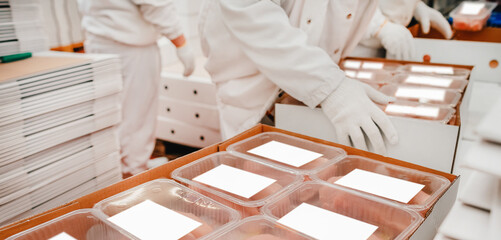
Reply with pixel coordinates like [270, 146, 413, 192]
[450, 1, 498, 31]
[261, 181, 423, 240]
[379, 101, 456, 123]
[6, 209, 135, 240]
[172, 152, 302, 218]
[391, 73, 468, 92]
[226, 132, 346, 176]
[341, 59, 402, 72]
[345, 70, 393, 88]
[93, 179, 240, 240]
[311, 155, 451, 215]
[399, 64, 471, 79]
[379, 84, 462, 107]
[209, 215, 313, 240]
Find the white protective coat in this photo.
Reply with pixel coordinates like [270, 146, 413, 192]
[79, 0, 183, 174]
[199, 0, 379, 139]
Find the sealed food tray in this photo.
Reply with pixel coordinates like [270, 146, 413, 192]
[6, 209, 135, 240]
[379, 101, 456, 123]
[209, 215, 313, 240]
[227, 132, 346, 175]
[261, 181, 423, 240]
[341, 59, 402, 72]
[172, 152, 302, 217]
[345, 70, 393, 88]
[450, 1, 498, 31]
[398, 64, 471, 79]
[311, 155, 451, 215]
[94, 179, 240, 239]
[379, 84, 462, 107]
[391, 73, 468, 92]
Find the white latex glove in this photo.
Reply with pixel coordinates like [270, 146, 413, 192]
[377, 20, 416, 60]
[176, 44, 195, 76]
[414, 1, 453, 39]
[320, 78, 398, 155]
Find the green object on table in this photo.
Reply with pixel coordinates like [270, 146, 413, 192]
[0, 52, 32, 63]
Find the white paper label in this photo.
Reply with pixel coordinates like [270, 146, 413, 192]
[49, 233, 77, 240]
[247, 140, 323, 167]
[460, 2, 485, 15]
[410, 65, 454, 75]
[193, 164, 277, 198]
[404, 75, 453, 88]
[386, 104, 440, 118]
[277, 203, 378, 240]
[395, 87, 446, 101]
[356, 71, 374, 80]
[362, 62, 384, 70]
[343, 60, 362, 69]
[335, 169, 425, 203]
[345, 70, 357, 78]
[107, 200, 202, 240]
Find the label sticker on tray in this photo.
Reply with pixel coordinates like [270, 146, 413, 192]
[193, 164, 277, 198]
[247, 140, 323, 167]
[107, 200, 202, 240]
[410, 65, 454, 75]
[335, 169, 425, 203]
[277, 203, 378, 240]
[343, 60, 362, 69]
[405, 75, 453, 88]
[395, 87, 446, 101]
[49, 233, 77, 240]
[362, 62, 384, 70]
[460, 2, 485, 15]
[386, 104, 440, 118]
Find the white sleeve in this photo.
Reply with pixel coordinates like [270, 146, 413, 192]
[219, 0, 346, 108]
[362, 7, 387, 41]
[133, 0, 184, 40]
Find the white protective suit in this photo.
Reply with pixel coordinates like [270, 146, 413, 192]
[200, 0, 387, 140]
[79, 0, 186, 175]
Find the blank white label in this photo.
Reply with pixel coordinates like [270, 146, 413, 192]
[386, 104, 440, 118]
[49, 233, 77, 240]
[404, 75, 453, 88]
[335, 169, 425, 203]
[345, 70, 357, 78]
[247, 140, 323, 167]
[460, 2, 485, 15]
[278, 203, 378, 240]
[356, 71, 374, 80]
[395, 87, 446, 101]
[343, 60, 362, 69]
[107, 200, 202, 240]
[410, 65, 454, 75]
[193, 164, 277, 198]
[362, 62, 384, 70]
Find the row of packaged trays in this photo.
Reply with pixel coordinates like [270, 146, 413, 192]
[9, 132, 451, 240]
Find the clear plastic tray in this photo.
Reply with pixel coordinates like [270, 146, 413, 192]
[226, 132, 346, 175]
[378, 101, 456, 123]
[171, 152, 302, 217]
[450, 1, 498, 31]
[93, 179, 240, 239]
[6, 209, 135, 240]
[209, 215, 314, 240]
[311, 155, 451, 215]
[391, 73, 468, 92]
[345, 70, 393, 88]
[398, 64, 471, 79]
[341, 59, 402, 72]
[379, 84, 462, 107]
[261, 181, 423, 240]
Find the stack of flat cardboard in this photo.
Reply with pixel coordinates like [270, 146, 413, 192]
[0, 51, 123, 226]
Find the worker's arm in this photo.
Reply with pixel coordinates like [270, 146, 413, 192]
[133, 0, 184, 43]
[218, 0, 345, 108]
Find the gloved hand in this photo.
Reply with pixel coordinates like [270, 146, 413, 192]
[377, 20, 416, 60]
[414, 1, 453, 39]
[320, 78, 398, 155]
[175, 43, 195, 76]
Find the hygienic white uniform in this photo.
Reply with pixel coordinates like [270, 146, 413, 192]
[200, 0, 382, 140]
[79, 0, 184, 174]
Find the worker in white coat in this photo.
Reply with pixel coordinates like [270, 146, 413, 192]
[79, 0, 195, 176]
[199, 0, 399, 155]
[354, 0, 453, 59]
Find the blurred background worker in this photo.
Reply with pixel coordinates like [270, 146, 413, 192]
[79, 0, 195, 176]
[353, 0, 453, 59]
[199, 0, 399, 155]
